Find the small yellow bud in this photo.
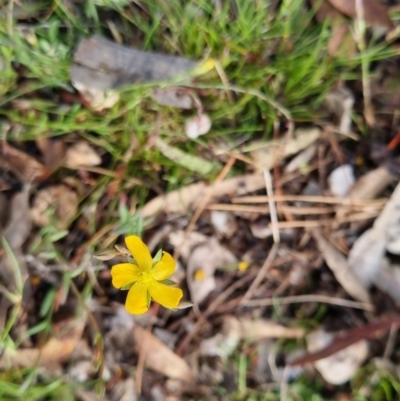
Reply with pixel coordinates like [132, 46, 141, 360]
[191, 59, 215, 76]
[238, 261, 250, 272]
[194, 269, 206, 281]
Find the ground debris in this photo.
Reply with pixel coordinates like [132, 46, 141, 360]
[30, 185, 78, 229]
[133, 325, 193, 383]
[348, 182, 400, 302]
[0, 185, 31, 290]
[0, 312, 87, 369]
[328, 164, 355, 198]
[311, 228, 372, 305]
[184, 113, 212, 139]
[65, 141, 102, 168]
[250, 127, 321, 170]
[0, 142, 46, 182]
[201, 316, 304, 358]
[70, 35, 199, 110]
[140, 173, 265, 218]
[306, 329, 369, 385]
[327, 0, 394, 30]
[187, 237, 237, 304]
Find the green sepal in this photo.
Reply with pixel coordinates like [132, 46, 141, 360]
[127, 256, 137, 264]
[160, 279, 176, 286]
[147, 291, 151, 307]
[120, 282, 135, 290]
[152, 248, 163, 266]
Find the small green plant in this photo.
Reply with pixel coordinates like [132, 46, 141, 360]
[114, 202, 144, 236]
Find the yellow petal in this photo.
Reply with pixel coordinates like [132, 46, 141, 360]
[125, 236, 152, 271]
[151, 251, 176, 281]
[111, 263, 141, 289]
[148, 282, 183, 309]
[125, 283, 149, 314]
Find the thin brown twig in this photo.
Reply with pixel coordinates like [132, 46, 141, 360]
[319, 123, 360, 141]
[238, 170, 280, 305]
[206, 203, 336, 215]
[227, 151, 259, 168]
[176, 272, 256, 355]
[355, 0, 375, 126]
[272, 127, 294, 224]
[72, 165, 145, 186]
[383, 324, 398, 359]
[335, 210, 380, 223]
[214, 60, 234, 103]
[269, 212, 379, 229]
[240, 243, 279, 305]
[232, 195, 388, 206]
[243, 294, 374, 311]
[264, 168, 280, 244]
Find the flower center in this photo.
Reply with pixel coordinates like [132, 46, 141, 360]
[140, 270, 155, 286]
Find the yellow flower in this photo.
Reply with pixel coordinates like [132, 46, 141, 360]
[111, 235, 183, 314]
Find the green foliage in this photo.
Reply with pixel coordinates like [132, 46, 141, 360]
[0, 370, 75, 401]
[0, 0, 398, 399]
[115, 202, 144, 236]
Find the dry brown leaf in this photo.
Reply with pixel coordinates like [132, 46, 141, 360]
[3, 185, 31, 249]
[327, 0, 394, 30]
[311, 0, 343, 22]
[71, 76, 121, 111]
[111, 378, 137, 401]
[324, 87, 355, 134]
[285, 144, 317, 173]
[210, 210, 237, 238]
[310, 0, 355, 57]
[30, 185, 79, 229]
[311, 229, 372, 305]
[0, 193, 8, 228]
[0, 313, 86, 369]
[0, 186, 31, 290]
[348, 182, 400, 302]
[374, 259, 400, 303]
[201, 316, 303, 358]
[133, 325, 193, 383]
[36, 138, 66, 173]
[0, 142, 46, 182]
[348, 166, 395, 200]
[168, 231, 208, 261]
[65, 141, 102, 168]
[328, 22, 356, 57]
[335, 166, 394, 223]
[348, 229, 386, 287]
[306, 329, 368, 385]
[290, 316, 400, 367]
[229, 317, 304, 340]
[139, 174, 265, 219]
[250, 127, 321, 170]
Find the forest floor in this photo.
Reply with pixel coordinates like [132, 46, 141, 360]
[1, 1, 400, 400]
